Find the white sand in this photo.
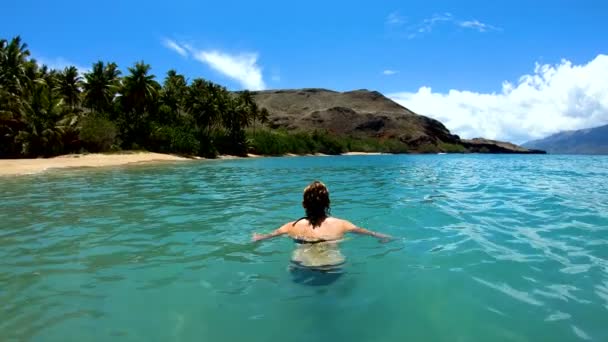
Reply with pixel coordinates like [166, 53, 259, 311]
[0, 152, 194, 176]
[0, 151, 387, 176]
[341, 152, 387, 155]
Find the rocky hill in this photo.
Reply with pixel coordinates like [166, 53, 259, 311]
[251, 88, 544, 154]
[523, 124, 608, 154]
[463, 138, 546, 154]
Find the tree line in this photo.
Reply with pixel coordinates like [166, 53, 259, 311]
[0, 36, 270, 158]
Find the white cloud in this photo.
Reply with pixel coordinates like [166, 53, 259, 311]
[403, 13, 499, 39]
[35, 56, 89, 74]
[162, 38, 188, 57]
[413, 12, 453, 37]
[386, 11, 405, 26]
[459, 20, 499, 32]
[190, 50, 266, 90]
[383, 69, 399, 75]
[388, 55, 608, 144]
[162, 40, 266, 90]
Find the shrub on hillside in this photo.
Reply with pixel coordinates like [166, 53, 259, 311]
[311, 130, 346, 154]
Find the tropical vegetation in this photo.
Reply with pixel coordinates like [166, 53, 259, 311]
[2, 36, 431, 159]
[1, 36, 273, 158]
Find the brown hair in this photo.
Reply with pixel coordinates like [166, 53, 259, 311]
[302, 180, 331, 227]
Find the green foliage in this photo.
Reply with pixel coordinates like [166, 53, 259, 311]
[438, 142, 467, 153]
[345, 137, 409, 153]
[79, 115, 117, 152]
[248, 129, 349, 155]
[415, 143, 441, 154]
[83, 61, 120, 114]
[248, 130, 309, 155]
[148, 124, 199, 156]
[310, 130, 347, 154]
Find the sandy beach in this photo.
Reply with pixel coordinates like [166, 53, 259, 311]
[341, 152, 386, 156]
[0, 151, 387, 176]
[0, 152, 196, 176]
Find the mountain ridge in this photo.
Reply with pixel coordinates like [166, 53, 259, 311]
[251, 88, 545, 154]
[523, 124, 608, 154]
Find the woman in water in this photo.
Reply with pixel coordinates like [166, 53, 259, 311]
[252, 181, 391, 284]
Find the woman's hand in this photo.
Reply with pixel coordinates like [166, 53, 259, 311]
[379, 236, 394, 244]
[252, 233, 265, 242]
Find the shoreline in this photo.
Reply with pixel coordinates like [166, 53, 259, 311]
[0, 152, 196, 177]
[0, 151, 388, 176]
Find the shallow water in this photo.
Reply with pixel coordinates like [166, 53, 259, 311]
[1, 154, 608, 341]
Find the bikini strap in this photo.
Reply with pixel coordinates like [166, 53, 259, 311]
[292, 216, 308, 226]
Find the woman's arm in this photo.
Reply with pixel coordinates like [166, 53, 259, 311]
[344, 221, 393, 242]
[252, 223, 289, 242]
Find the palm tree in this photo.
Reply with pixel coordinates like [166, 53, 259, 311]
[1, 37, 36, 157]
[118, 61, 159, 146]
[0, 36, 30, 96]
[83, 61, 121, 114]
[0, 36, 31, 122]
[258, 107, 270, 129]
[57, 66, 82, 110]
[121, 61, 159, 115]
[160, 69, 187, 123]
[16, 77, 68, 156]
[185, 78, 218, 136]
[239, 90, 263, 135]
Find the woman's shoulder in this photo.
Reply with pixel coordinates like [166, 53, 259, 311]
[327, 217, 356, 230]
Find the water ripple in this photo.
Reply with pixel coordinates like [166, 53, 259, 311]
[1, 154, 607, 341]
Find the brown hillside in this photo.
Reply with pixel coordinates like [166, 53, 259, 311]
[250, 88, 544, 154]
[251, 88, 460, 149]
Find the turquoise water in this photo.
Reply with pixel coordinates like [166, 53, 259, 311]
[1, 155, 608, 341]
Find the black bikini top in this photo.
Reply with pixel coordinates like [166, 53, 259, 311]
[292, 216, 330, 244]
[293, 238, 329, 245]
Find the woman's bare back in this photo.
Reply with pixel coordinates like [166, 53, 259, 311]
[287, 217, 351, 242]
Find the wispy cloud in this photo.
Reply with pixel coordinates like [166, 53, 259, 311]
[386, 11, 405, 26]
[459, 20, 499, 32]
[162, 38, 187, 57]
[391, 12, 500, 39]
[388, 55, 608, 144]
[420, 12, 453, 33]
[35, 56, 89, 74]
[382, 69, 398, 76]
[191, 50, 266, 90]
[162, 39, 266, 90]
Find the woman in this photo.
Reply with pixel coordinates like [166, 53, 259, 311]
[252, 180, 391, 243]
[252, 181, 391, 284]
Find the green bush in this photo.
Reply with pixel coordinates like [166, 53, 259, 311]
[248, 129, 324, 155]
[311, 130, 346, 154]
[346, 136, 409, 153]
[212, 130, 248, 157]
[79, 116, 118, 152]
[148, 125, 199, 156]
[438, 142, 467, 153]
[248, 129, 419, 155]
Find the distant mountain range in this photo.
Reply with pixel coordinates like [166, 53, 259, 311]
[523, 124, 608, 154]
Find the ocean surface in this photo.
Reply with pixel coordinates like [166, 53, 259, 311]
[1, 154, 608, 341]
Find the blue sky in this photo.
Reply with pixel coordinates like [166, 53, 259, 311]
[2, 0, 608, 142]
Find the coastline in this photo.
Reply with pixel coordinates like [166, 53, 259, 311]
[0, 152, 196, 176]
[0, 151, 392, 177]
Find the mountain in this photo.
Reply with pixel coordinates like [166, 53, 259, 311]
[251, 88, 544, 154]
[462, 138, 546, 154]
[523, 124, 608, 154]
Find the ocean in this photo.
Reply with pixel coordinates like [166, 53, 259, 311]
[1, 154, 607, 341]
